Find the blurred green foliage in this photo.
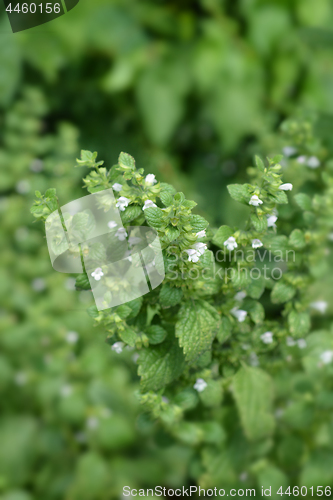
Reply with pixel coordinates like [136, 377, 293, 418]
[2, 0, 333, 498]
[2, 0, 333, 222]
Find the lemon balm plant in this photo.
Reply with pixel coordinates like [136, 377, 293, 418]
[32, 116, 333, 491]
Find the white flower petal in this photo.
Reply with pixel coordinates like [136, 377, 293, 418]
[261, 331, 273, 344]
[112, 183, 123, 192]
[307, 156, 320, 169]
[283, 146, 297, 157]
[142, 200, 157, 210]
[145, 174, 157, 185]
[193, 378, 207, 392]
[279, 183, 293, 191]
[252, 239, 263, 249]
[249, 195, 263, 206]
[310, 301, 328, 314]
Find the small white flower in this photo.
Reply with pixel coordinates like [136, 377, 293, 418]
[286, 337, 296, 347]
[320, 350, 333, 364]
[145, 174, 157, 186]
[241, 343, 250, 351]
[111, 341, 124, 354]
[162, 396, 169, 404]
[275, 408, 284, 419]
[307, 156, 320, 169]
[297, 155, 307, 164]
[193, 378, 207, 392]
[66, 331, 79, 344]
[65, 277, 76, 290]
[252, 239, 263, 249]
[74, 432, 87, 443]
[267, 215, 278, 228]
[196, 230, 206, 238]
[297, 339, 307, 349]
[91, 267, 104, 281]
[261, 331, 273, 344]
[86, 417, 99, 430]
[30, 159, 44, 172]
[328, 233, 333, 241]
[231, 307, 247, 322]
[132, 353, 139, 364]
[185, 248, 200, 263]
[14, 372, 28, 386]
[283, 146, 297, 157]
[31, 278, 46, 291]
[16, 180, 30, 194]
[116, 196, 130, 211]
[107, 220, 118, 229]
[224, 236, 238, 251]
[142, 199, 157, 210]
[249, 352, 259, 367]
[310, 301, 328, 314]
[193, 242, 207, 255]
[234, 291, 246, 301]
[115, 228, 128, 241]
[128, 236, 142, 245]
[279, 183, 293, 191]
[60, 384, 72, 397]
[239, 472, 248, 482]
[249, 195, 263, 207]
[112, 183, 123, 192]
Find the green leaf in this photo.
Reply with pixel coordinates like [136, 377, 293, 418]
[288, 310, 311, 337]
[212, 225, 234, 248]
[250, 214, 268, 232]
[199, 380, 223, 408]
[174, 389, 199, 410]
[160, 191, 174, 207]
[263, 234, 289, 254]
[45, 188, 57, 198]
[233, 365, 275, 440]
[120, 205, 142, 224]
[175, 300, 219, 363]
[137, 69, 185, 146]
[75, 274, 91, 291]
[294, 193, 312, 211]
[159, 182, 177, 196]
[159, 283, 183, 308]
[118, 327, 137, 347]
[227, 184, 252, 204]
[255, 155, 265, 172]
[271, 281, 296, 304]
[76, 150, 103, 168]
[289, 229, 306, 249]
[164, 226, 180, 243]
[87, 241, 107, 263]
[217, 316, 232, 344]
[272, 154, 283, 163]
[71, 210, 95, 242]
[303, 211, 316, 225]
[138, 338, 185, 391]
[118, 152, 135, 170]
[116, 305, 132, 319]
[189, 215, 209, 232]
[246, 275, 265, 299]
[258, 465, 288, 493]
[145, 325, 167, 345]
[144, 207, 165, 229]
[272, 190, 288, 204]
[248, 301, 265, 324]
[126, 297, 143, 319]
